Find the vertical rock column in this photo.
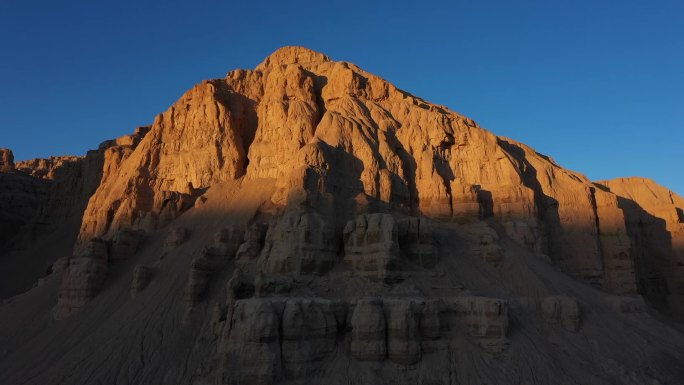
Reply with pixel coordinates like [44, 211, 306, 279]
[350, 298, 387, 360]
[0, 148, 15, 172]
[53, 238, 109, 319]
[344, 214, 400, 282]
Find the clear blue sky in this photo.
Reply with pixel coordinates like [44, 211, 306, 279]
[1, 0, 682, 194]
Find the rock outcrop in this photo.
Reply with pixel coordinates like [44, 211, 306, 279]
[465, 222, 505, 266]
[1, 128, 148, 297]
[398, 217, 438, 267]
[183, 257, 214, 307]
[235, 223, 268, 266]
[76, 82, 247, 243]
[350, 298, 387, 360]
[207, 226, 244, 262]
[110, 228, 145, 260]
[0, 148, 14, 172]
[447, 296, 509, 339]
[344, 214, 400, 282]
[184, 227, 246, 307]
[130, 265, 151, 297]
[542, 295, 581, 332]
[217, 299, 283, 385]
[53, 238, 109, 319]
[279, 298, 338, 378]
[598, 177, 684, 317]
[163, 227, 188, 252]
[384, 298, 422, 365]
[0, 161, 47, 251]
[258, 212, 338, 275]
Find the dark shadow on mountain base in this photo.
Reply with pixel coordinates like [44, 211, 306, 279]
[587, 185, 679, 314]
[494, 139, 563, 260]
[0, 150, 106, 299]
[3, 201, 684, 385]
[497, 139, 682, 313]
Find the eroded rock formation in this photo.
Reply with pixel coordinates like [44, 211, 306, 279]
[163, 227, 188, 252]
[542, 295, 581, 332]
[53, 238, 109, 320]
[344, 214, 400, 282]
[350, 297, 387, 360]
[130, 265, 151, 298]
[1, 128, 148, 297]
[2, 47, 684, 385]
[258, 211, 338, 275]
[598, 177, 684, 317]
[0, 148, 14, 172]
[398, 217, 438, 267]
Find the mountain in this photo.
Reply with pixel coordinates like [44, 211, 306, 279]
[1, 46, 683, 385]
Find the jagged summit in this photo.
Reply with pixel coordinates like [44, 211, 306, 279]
[0, 148, 14, 172]
[1, 47, 683, 385]
[256, 46, 331, 70]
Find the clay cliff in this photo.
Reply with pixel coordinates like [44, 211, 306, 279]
[1, 47, 683, 385]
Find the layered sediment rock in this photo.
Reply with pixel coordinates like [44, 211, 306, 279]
[592, 188, 637, 295]
[598, 177, 684, 317]
[216, 297, 340, 383]
[110, 228, 145, 260]
[228, 269, 256, 300]
[464, 222, 505, 266]
[163, 227, 188, 252]
[344, 214, 400, 282]
[0, 162, 47, 249]
[542, 295, 581, 332]
[258, 212, 338, 274]
[280, 298, 338, 378]
[183, 257, 214, 307]
[213, 294, 509, 382]
[350, 298, 387, 360]
[503, 219, 543, 253]
[76, 81, 246, 243]
[447, 297, 509, 339]
[185, 227, 246, 307]
[235, 223, 268, 266]
[384, 298, 422, 365]
[207, 226, 244, 262]
[130, 265, 151, 297]
[53, 238, 109, 319]
[218, 299, 283, 385]
[398, 217, 438, 267]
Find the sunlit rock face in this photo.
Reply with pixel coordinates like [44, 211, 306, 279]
[1, 47, 684, 385]
[72, 46, 673, 301]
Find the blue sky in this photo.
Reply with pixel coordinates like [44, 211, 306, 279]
[1, 0, 682, 194]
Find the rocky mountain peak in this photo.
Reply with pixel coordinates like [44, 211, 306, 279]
[256, 46, 331, 71]
[1, 47, 684, 385]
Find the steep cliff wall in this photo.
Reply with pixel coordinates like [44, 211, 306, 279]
[0, 128, 148, 297]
